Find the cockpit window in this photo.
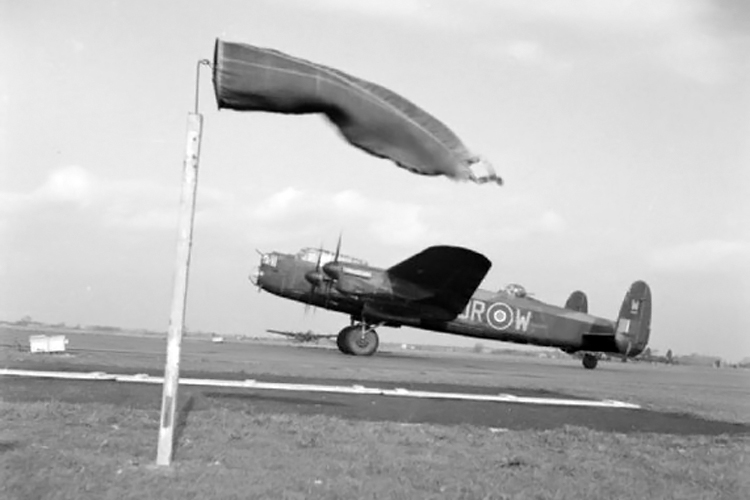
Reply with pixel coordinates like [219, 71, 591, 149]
[262, 253, 278, 268]
[296, 247, 368, 266]
[298, 248, 326, 264]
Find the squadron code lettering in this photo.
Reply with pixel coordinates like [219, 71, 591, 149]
[458, 299, 532, 332]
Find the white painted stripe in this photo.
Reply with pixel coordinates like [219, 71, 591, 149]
[0, 369, 118, 380]
[0, 368, 641, 409]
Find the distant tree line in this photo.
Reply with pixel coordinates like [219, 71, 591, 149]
[637, 347, 675, 365]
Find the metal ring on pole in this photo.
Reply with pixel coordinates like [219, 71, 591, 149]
[194, 59, 212, 114]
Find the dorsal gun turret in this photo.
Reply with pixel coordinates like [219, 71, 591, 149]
[503, 283, 527, 298]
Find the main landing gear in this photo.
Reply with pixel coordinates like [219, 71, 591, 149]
[582, 353, 599, 370]
[336, 323, 379, 356]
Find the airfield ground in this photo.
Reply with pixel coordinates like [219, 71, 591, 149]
[1, 326, 749, 499]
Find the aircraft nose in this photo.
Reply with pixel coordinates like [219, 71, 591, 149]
[250, 266, 262, 285]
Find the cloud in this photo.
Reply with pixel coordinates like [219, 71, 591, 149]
[69, 39, 85, 53]
[298, 0, 464, 29]
[648, 239, 750, 273]
[477, 39, 573, 74]
[306, 0, 701, 35]
[506, 40, 543, 63]
[332, 189, 429, 245]
[0, 168, 563, 267]
[0, 165, 94, 210]
[89, 178, 180, 231]
[658, 33, 730, 85]
[311, 0, 428, 18]
[487, 0, 685, 27]
[1, 166, 569, 256]
[472, 0, 744, 84]
[537, 210, 565, 233]
[332, 190, 368, 212]
[102, 203, 178, 231]
[0, 165, 181, 231]
[399, 183, 569, 250]
[243, 187, 431, 247]
[294, 0, 743, 83]
[252, 187, 303, 220]
[444, 0, 750, 84]
[0, 165, 95, 240]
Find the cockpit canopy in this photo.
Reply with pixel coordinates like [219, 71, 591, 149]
[503, 283, 527, 298]
[296, 247, 368, 267]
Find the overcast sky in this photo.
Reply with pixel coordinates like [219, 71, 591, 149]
[2, 0, 748, 360]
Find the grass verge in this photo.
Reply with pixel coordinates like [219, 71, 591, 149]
[1, 399, 747, 500]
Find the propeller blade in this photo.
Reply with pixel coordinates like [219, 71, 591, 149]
[304, 303, 318, 316]
[306, 240, 326, 316]
[324, 233, 343, 307]
[315, 240, 324, 270]
[333, 232, 342, 263]
[250, 251, 263, 291]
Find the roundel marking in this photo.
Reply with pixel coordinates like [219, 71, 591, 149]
[486, 302, 513, 330]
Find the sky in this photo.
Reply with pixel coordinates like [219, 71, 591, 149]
[2, 0, 749, 361]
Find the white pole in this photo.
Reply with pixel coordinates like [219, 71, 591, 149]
[156, 112, 203, 466]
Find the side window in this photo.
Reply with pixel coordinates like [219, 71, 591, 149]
[262, 254, 278, 268]
[343, 267, 372, 279]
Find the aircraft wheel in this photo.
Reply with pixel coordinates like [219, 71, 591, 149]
[336, 326, 355, 355]
[343, 325, 379, 356]
[582, 353, 598, 370]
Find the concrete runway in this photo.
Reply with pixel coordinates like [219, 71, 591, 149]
[2, 329, 749, 435]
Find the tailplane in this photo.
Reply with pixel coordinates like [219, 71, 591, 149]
[614, 281, 652, 357]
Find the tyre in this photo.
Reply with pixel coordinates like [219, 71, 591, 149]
[343, 325, 379, 356]
[582, 354, 598, 370]
[336, 326, 354, 355]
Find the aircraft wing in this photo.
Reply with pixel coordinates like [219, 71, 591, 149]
[386, 246, 491, 320]
[266, 329, 295, 337]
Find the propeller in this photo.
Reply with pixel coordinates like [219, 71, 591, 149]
[323, 232, 343, 305]
[333, 232, 341, 263]
[304, 233, 344, 311]
[250, 249, 265, 292]
[322, 233, 344, 281]
[304, 241, 325, 314]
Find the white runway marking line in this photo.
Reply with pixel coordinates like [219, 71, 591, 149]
[0, 368, 641, 409]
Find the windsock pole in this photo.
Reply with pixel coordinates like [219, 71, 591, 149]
[156, 59, 210, 467]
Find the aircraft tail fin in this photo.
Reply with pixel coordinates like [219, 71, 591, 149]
[614, 280, 652, 357]
[564, 291, 588, 313]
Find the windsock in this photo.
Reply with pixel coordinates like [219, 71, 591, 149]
[212, 39, 501, 186]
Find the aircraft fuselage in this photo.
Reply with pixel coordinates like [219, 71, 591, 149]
[254, 250, 630, 356]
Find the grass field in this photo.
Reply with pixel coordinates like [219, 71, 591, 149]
[3, 326, 749, 424]
[1, 400, 747, 500]
[2, 326, 749, 499]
